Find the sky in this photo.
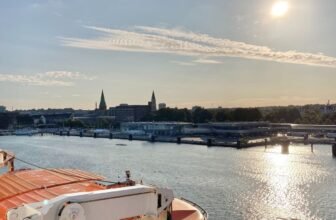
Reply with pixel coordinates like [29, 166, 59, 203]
[0, 0, 336, 110]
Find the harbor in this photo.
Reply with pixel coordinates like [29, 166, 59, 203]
[2, 121, 336, 154]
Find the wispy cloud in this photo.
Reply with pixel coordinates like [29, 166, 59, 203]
[0, 71, 95, 86]
[60, 25, 336, 68]
[193, 58, 222, 64]
[171, 58, 221, 66]
[43, 71, 96, 80]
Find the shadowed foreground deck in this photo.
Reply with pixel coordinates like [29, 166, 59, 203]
[0, 168, 207, 220]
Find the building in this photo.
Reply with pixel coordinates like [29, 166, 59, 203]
[183, 122, 272, 138]
[30, 113, 73, 127]
[109, 104, 150, 122]
[121, 122, 191, 136]
[73, 113, 115, 128]
[99, 90, 107, 111]
[109, 91, 158, 122]
[121, 122, 274, 138]
[158, 103, 166, 110]
[0, 106, 6, 113]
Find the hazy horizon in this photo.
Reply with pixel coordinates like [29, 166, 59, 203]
[4, 98, 334, 111]
[1, 0, 335, 110]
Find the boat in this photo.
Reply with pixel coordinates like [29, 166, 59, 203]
[0, 149, 208, 220]
[0, 130, 12, 136]
[14, 128, 39, 136]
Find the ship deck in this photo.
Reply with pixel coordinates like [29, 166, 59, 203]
[172, 198, 208, 220]
[0, 168, 207, 220]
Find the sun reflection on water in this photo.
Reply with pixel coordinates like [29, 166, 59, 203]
[258, 146, 319, 219]
[265, 152, 292, 215]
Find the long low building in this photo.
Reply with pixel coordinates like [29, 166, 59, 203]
[120, 122, 192, 136]
[121, 121, 272, 138]
[121, 121, 336, 138]
[185, 122, 272, 138]
[271, 123, 336, 133]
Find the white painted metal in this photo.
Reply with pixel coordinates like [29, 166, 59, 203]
[0, 150, 4, 164]
[59, 203, 86, 220]
[7, 185, 174, 220]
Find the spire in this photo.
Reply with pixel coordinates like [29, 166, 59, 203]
[99, 90, 107, 110]
[151, 90, 156, 102]
[150, 90, 157, 112]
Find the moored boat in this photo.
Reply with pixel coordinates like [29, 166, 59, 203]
[0, 149, 207, 220]
[14, 129, 39, 136]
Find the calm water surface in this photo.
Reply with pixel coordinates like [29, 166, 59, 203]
[1, 135, 336, 220]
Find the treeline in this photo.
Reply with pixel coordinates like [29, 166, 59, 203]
[0, 112, 34, 129]
[143, 107, 262, 123]
[1, 107, 336, 130]
[264, 108, 336, 124]
[144, 107, 336, 124]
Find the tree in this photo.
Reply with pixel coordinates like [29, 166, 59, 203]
[16, 114, 34, 126]
[192, 107, 213, 123]
[153, 108, 191, 122]
[215, 110, 230, 122]
[300, 109, 321, 124]
[0, 113, 17, 129]
[231, 108, 262, 121]
[322, 112, 336, 125]
[264, 108, 301, 123]
[63, 119, 86, 128]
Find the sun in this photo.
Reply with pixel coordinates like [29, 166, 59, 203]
[271, 1, 289, 17]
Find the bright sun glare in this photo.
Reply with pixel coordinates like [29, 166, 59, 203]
[271, 1, 289, 17]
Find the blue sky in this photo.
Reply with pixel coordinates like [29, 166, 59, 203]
[0, 0, 335, 109]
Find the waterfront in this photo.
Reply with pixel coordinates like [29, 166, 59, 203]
[1, 136, 336, 219]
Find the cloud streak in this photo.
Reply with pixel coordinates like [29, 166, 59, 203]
[0, 71, 95, 86]
[193, 58, 222, 64]
[59, 25, 336, 68]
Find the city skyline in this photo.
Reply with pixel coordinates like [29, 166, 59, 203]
[1, 0, 336, 109]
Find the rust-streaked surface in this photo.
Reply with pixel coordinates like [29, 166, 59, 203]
[0, 168, 105, 220]
[172, 199, 205, 220]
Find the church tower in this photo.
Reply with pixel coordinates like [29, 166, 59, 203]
[99, 90, 107, 111]
[150, 91, 157, 112]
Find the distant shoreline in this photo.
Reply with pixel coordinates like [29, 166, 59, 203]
[2, 131, 335, 149]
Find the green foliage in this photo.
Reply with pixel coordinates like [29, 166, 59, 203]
[299, 109, 322, 124]
[16, 114, 34, 125]
[0, 113, 17, 129]
[154, 108, 191, 122]
[322, 112, 336, 125]
[192, 107, 212, 123]
[215, 110, 231, 122]
[231, 108, 262, 121]
[264, 108, 301, 123]
[63, 119, 86, 128]
[136, 106, 336, 124]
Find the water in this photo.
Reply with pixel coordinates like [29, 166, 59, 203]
[1, 135, 336, 220]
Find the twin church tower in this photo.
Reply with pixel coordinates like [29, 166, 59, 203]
[97, 90, 157, 112]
